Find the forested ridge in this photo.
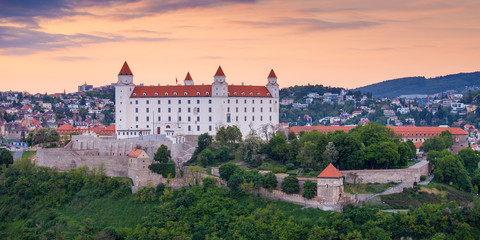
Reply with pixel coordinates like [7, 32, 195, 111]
[1, 159, 480, 239]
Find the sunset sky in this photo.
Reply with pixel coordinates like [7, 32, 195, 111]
[1, 0, 479, 94]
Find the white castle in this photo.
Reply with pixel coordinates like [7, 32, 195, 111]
[115, 62, 280, 139]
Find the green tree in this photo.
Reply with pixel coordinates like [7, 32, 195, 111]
[297, 141, 317, 168]
[302, 180, 317, 199]
[263, 172, 278, 190]
[154, 145, 171, 163]
[198, 148, 214, 167]
[0, 149, 13, 168]
[323, 142, 339, 169]
[281, 175, 300, 194]
[239, 135, 262, 165]
[219, 163, 238, 181]
[421, 137, 447, 153]
[435, 155, 472, 192]
[268, 132, 289, 163]
[458, 148, 480, 174]
[197, 133, 212, 152]
[439, 131, 454, 149]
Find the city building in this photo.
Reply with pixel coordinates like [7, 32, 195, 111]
[78, 83, 93, 92]
[115, 62, 279, 139]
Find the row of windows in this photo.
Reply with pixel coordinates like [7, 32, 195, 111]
[402, 132, 440, 137]
[134, 107, 272, 114]
[134, 115, 273, 123]
[133, 92, 211, 97]
[131, 99, 278, 105]
[134, 99, 211, 105]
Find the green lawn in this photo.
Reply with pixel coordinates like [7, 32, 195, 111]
[21, 151, 36, 162]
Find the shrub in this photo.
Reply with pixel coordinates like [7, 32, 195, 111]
[420, 175, 427, 181]
[281, 175, 300, 194]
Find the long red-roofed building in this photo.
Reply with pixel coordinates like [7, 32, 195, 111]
[290, 125, 468, 153]
[56, 124, 116, 137]
[115, 62, 280, 139]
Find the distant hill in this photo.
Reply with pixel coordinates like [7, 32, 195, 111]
[355, 72, 480, 98]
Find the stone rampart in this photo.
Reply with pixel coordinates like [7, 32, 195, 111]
[341, 161, 430, 184]
[36, 148, 129, 177]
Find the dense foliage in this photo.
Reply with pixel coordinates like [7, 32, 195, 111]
[0, 150, 13, 168]
[149, 145, 176, 178]
[1, 161, 479, 239]
[26, 128, 60, 146]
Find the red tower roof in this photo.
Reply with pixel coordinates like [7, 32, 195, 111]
[268, 69, 277, 78]
[214, 66, 225, 76]
[317, 164, 343, 178]
[118, 61, 133, 75]
[185, 72, 193, 80]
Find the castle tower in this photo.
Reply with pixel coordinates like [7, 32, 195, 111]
[184, 72, 194, 85]
[212, 66, 228, 97]
[266, 69, 279, 98]
[127, 149, 153, 186]
[317, 164, 344, 205]
[115, 61, 135, 136]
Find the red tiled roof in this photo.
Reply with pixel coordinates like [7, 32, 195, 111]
[214, 66, 225, 76]
[389, 126, 467, 136]
[119, 61, 133, 75]
[414, 141, 423, 149]
[130, 85, 273, 98]
[185, 72, 192, 80]
[289, 126, 467, 136]
[290, 126, 355, 135]
[131, 85, 212, 98]
[318, 164, 343, 178]
[128, 149, 143, 158]
[57, 124, 76, 130]
[268, 69, 277, 78]
[104, 124, 115, 131]
[228, 85, 272, 97]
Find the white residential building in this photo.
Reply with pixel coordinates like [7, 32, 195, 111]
[115, 62, 279, 139]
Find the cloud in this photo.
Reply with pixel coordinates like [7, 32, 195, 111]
[50, 56, 92, 61]
[0, 0, 260, 25]
[235, 17, 380, 31]
[0, 26, 170, 55]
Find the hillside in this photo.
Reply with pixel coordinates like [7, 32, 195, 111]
[355, 72, 480, 98]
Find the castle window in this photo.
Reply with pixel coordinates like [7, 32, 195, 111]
[252, 100, 255, 103]
[135, 108, 138, 113]
[178, 100, 181, 104]
[158, 116, 161, 121]
[188, 125, 191, 131]
[244, 116, 247, 121]
[244, 107, 247, 112]
[133, 93, 137, 96]
[252, 116, 254, 121]
[209, 125, 212, 131]
[158, 100, 160, 104]
[236, 107, 238, 112]
[168, 100, 171, 104]
[227, 107, 230, 112]
[146, 117, 149, 121]
[136, 100, 138, 104]
[197, 116, 200, 121]
[228, 100, 230, 104]
[197, 92, 200, 96]
[188, 107, 191, 113]
[197, 125, 200, 131]
[155, 92, 158, 96]
[206, 92, 210, 96]
[178, 116, 181, 121]
[173, 92, 177, 96]
[188, 116, 191, 121]
[168, 116, 171, 121]
[188, 100, 191, 104]
[244, 100, 247, 104]
[146, 108, 149, 113]
[260, 116, 263, 121]
[209, 99, 212, 104]
[260, 107, 263, 112]
[168, 108, 171, 113]
[234, 92, 237, 95]
[241, 92, 245, 96]
[270, 100, 272, 103]
[143, 93, 146, 96]
[252, 107, 254, 112]
[178, 108, 181, 112]
[158, 108, 161, 112]
[269, 116, 272, 121]
[197, 100, 200, 104]
[236, 116, 238, 121]
[165, 93, 168, 96]
[209, 107, 212, 112]
[236, 99, 238, 104]
[261, 100, 263, 104]
[249, 92, 253, 96]
[184, 92, 188, 96]
[209, 116, 212, 122]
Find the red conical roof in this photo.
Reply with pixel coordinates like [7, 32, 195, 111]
[268, 69, 277, 78]
[185, 72, 193, 80]
[317, 164, 343, 178]
[214, 66, 225, 76]
[118, 61, 133, 75]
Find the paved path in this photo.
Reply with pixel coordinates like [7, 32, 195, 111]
[13, 150, 24, 161]
[419, 175, 434, 185]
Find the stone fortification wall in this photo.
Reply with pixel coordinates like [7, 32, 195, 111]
[341, 160, 430, 184]
[36, 148, 129, 177]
